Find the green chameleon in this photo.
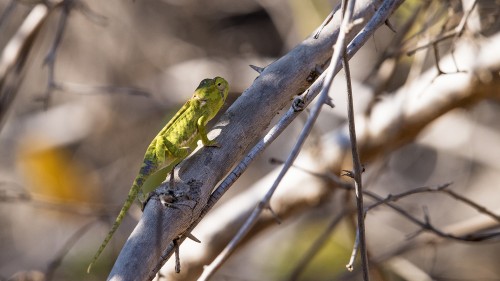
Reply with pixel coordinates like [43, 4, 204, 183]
[87, 76, 229, 273]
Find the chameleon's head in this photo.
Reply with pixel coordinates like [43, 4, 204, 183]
[195, 77, 229, 105]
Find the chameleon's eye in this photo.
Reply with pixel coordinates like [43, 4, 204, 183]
[216, 81, 225, 92]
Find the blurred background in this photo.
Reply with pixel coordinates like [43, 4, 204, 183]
[1, 0, 500, 280]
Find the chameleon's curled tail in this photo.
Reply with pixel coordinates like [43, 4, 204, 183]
[87, 179, 142, 273]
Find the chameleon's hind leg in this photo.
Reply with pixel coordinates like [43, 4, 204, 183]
[140, 162, 178, 211]
[140, 137, 190, 207]
[169, 162, 179, 189]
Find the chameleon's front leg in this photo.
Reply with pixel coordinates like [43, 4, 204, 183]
[197, 115, 219, 147]
[155, 137, 191, 160]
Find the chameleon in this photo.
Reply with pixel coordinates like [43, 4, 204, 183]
[87, 76, 229, 273]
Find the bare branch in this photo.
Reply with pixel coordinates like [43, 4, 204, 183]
[340, 0, 370, 274]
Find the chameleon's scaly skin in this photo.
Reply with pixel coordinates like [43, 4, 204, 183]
[87, 77, 229, 272]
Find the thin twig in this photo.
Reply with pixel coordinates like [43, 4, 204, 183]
[374, 206, 500, 266]
[365, 183, 500, 224]
[346, 228, 359, 271]
[448, 0, 478, 71]
[364, 4, 421, 91]
[314, 7, 336, 39]
[442, 190, 500, 223]
[342, 21, 370, 278]
[398, 1, 444, 53]
[406, 0, 478, 56]
[432, 42, 445, 75]
[364, 183, 452, 212]
[363, 189, 500, 242]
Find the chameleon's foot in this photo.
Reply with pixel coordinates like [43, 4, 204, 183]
[159, 191, 176, 207]
[141, 190, 179, 211]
